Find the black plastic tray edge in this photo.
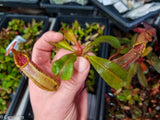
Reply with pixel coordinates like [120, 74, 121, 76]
[4, 76, 28, 119]
[90, 0, 160, 31]
[0, 13, 49, 117]
[0, 0, 39, 8]
[40, 0, 94, 14]
[22, 93, 33, 120]
[98, 24, 110, 120]
[0, 12, 4, 18]
[0, 0, 38, 3]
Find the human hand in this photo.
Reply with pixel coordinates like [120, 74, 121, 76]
[29, 31, 90, 120]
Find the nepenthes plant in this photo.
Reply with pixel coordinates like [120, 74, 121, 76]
[6, 22, 156, 93]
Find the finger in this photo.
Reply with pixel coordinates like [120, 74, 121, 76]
[58, 57, 90, 100]
[76, 89, 88, 120]
[32, 31, 64, 65]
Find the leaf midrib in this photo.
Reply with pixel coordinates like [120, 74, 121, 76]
[89, 56, 124, 82]
[58, 54, 75, 78]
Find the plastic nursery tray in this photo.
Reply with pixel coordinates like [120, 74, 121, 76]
[40, 0, 94, 15]
[0, 12, 4, 21]
[0, 0, 39, 8]
[0, 14, 49, 119]
[4, 76, 28, 120]
[0, 14, 49, 35]
[21, 15, 109, 120]
[90, 0, 160, 31]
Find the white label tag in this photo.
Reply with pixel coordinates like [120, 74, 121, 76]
[103, 0, 118, 6]
[114, 1, 129, 13]
[6, 35, 26, 55]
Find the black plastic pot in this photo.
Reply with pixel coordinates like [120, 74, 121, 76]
[0, 14, 49, 119]
[40, 0, 94, 15]
[20, 14, 109, 120]
[0, 0, 39, 8]
[90, 0, 160, 31]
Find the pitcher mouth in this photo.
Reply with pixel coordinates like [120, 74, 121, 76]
[12, 49, 29, 68]
[6, 41, 29, 68]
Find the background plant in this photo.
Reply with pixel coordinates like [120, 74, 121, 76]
[105, 25, 160, 119]
[0, 19, 44, 113]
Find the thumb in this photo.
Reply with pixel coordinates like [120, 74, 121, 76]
[58, 57, 90, 99]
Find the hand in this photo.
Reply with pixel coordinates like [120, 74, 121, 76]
[29, 31, 90, 120]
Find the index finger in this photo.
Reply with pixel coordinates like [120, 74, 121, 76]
[32, 31, 64, 64]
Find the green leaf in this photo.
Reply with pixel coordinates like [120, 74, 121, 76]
[88, 35, 121, 48]
[150, 54, 160, 73]
[131, 33, 138, 46]
[87, 55, 127, 90]
[2, 80, 14, 89]
[64, 30, 77, 44]
[50, 40, 75, 52]
[133, 94, 141, 102]
[142, 46, 152, 57]
[5, 56, 13, 62]
[117, 95, 126, 101]
[115, 114, 125, 119]
[118, 38, 131, 44]
[137, 64, 148, 87]
[120, 47, 130, 54]
[0, 98, 3, 104]
[52, 53, 77, 80]
[126, 63, 137, 88]
[0, 73, 5, 79]
[83, 35, 121, 54]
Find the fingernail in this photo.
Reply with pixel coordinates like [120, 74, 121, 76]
[74, 57, 89, 72]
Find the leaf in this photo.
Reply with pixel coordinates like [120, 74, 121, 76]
[88, 35, 121, 48]
[87, 55, 127, 90]
[115, 114, 125, 119]
[0, 73, 5, 79]
[137, 64, 148, 87]
[118, 38, 131, 44]
[50, 40, 75, 52]
[142, 46, 152, 57]
[83, 35, 121, 54]
[120, 47, 130, 54]
[150, 54, 160, 73]
[126, 63, 137, 88]
[52, 53, 77, 80]
[2, 80, 14, 89]
[131, 33, 138, 46]
[64, 30, 77, 44]
[117, 95, 126, 101]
